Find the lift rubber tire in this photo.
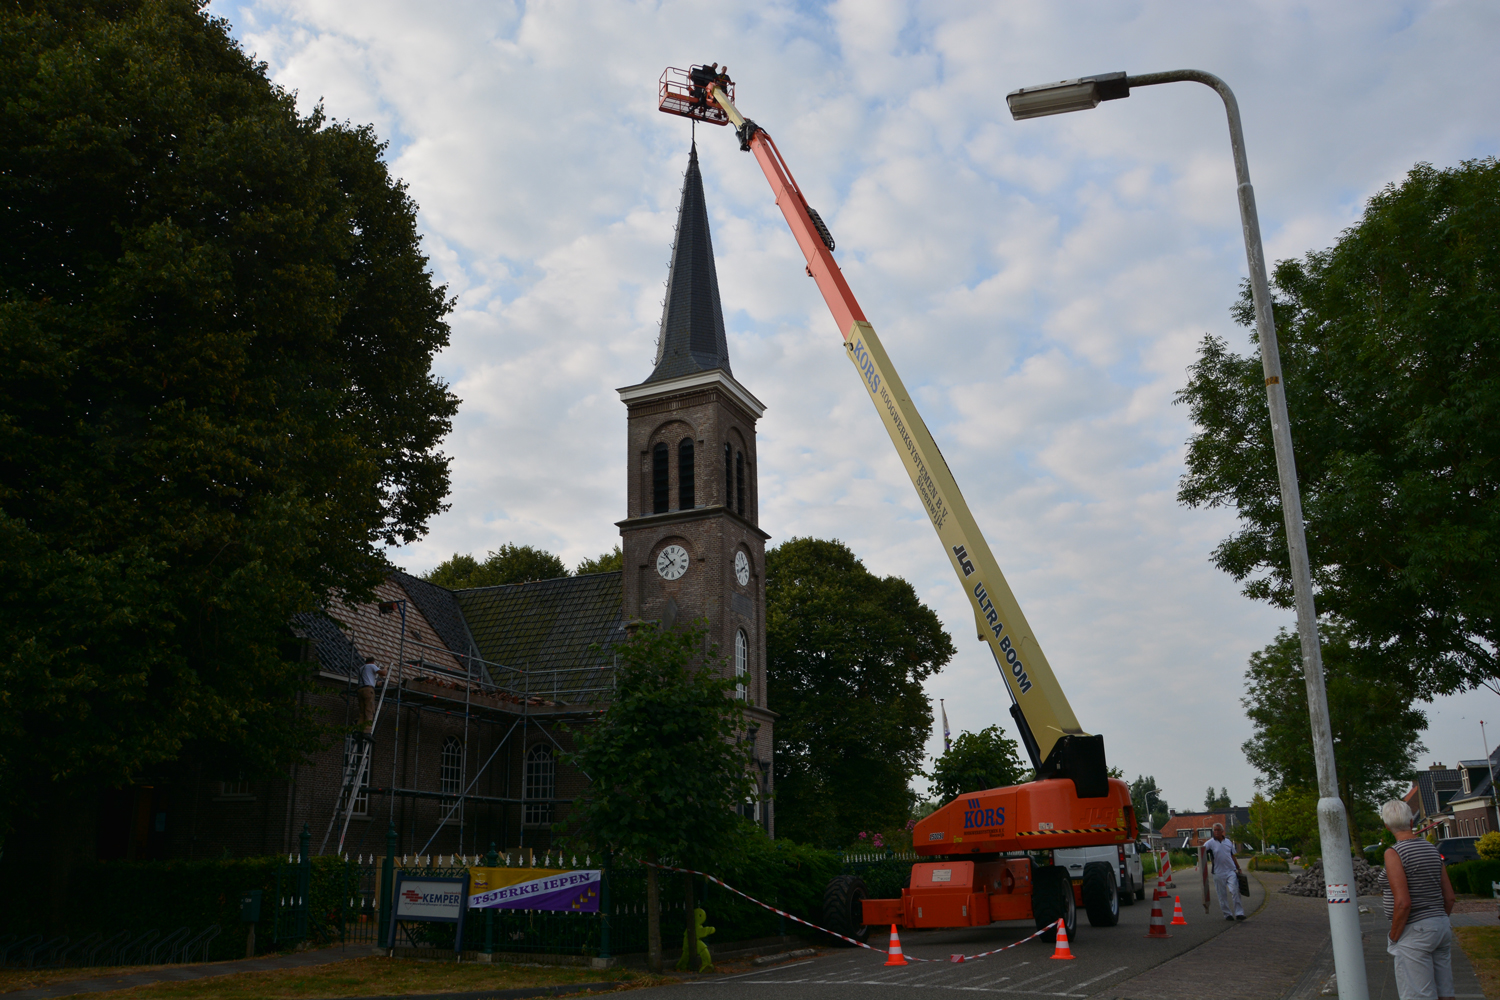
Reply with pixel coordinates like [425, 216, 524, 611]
[1031, 864, 1077, 942]
[1081, 861, 1120, 927]
[1136, 883, 1147, 902]
[821, 875, 871, 945]
[1119, 870, 1136, 906]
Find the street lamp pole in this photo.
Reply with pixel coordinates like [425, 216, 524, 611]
[1008, 69, 1367, 1000]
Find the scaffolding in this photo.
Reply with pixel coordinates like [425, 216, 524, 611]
[316, 598, 615, 858]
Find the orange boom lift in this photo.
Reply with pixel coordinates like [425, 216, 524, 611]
[659, 65, 1135, 942]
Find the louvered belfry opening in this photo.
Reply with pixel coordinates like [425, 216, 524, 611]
[652, 442, 670, 513]
[678, 438, 694, 509]
[647, 143, 732, 384]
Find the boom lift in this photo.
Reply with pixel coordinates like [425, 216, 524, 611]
[659, 66, 1136, 941]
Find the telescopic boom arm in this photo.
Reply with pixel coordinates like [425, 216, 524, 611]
[669, 69, 1105, 786]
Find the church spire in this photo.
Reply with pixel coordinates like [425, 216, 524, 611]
[646, 142, 731, 383]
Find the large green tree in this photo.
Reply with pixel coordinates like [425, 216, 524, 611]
[766, 537, 954, 847]
[424, 544, 570, 588]
[1176, 158, 1500, 699]
[0, 0, 456, 834]
[564, 622, 754, 973]
[1242, 626, 1426, 830]
[928, 726, 1027, 803]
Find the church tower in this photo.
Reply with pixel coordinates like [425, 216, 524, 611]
[617, 144, 773, 832]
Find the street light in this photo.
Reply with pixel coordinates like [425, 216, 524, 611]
[1009, 69, 1368, 1000]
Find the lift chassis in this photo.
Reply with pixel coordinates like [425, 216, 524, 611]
[659, 65, 1133, 940]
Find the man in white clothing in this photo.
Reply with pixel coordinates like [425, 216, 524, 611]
[1205, 823, 1246, 921]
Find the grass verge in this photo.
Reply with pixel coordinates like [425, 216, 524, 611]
[38, 957, 673, 1000]
[1455, 926, 1500, 999]
[0, 964, 162, 993]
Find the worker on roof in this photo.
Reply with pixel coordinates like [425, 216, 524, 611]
[357, 655, 382, 732]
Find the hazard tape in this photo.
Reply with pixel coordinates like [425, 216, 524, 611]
[635, 857, 1061, 964]
[1017, 826, 1129, 837]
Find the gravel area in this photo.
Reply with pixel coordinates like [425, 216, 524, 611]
[1280, 857, 1385, 897]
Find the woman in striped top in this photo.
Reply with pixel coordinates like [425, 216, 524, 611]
[1378, 799, 1455, 1000]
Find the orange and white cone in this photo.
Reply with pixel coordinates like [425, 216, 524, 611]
[1170, 895, 1188, 926]
[1050, 919, 1075, 960]
[884, 925, 909, 967]
[1147, 895, 1172, 938]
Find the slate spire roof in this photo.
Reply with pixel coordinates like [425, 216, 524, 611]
[646, 142, 732, 383]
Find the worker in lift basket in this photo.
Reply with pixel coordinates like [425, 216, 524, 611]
[357, 655, 382, 732]
[1206, 823, 1246, 921]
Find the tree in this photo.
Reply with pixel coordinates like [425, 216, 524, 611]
[1204, 787, 1231, 810]
[1176, 158, 1500, 700]
[765, 538, 955, 847]
[575, 545, 623, 575]
[425, 544, 568, 588]
[1242, 625, 1426, 840]
[1262, 785, 1320, 855]
[0, 0, 455, 838]
[564, 621, 754, 973]
[929, 726, 1028, 802]
[1130, 776, 1170, 832]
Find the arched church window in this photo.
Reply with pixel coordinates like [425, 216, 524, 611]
[724, 443, 732, 509]
[652, 442, 669, 514]
[440, 736, 462, 813]
[735, 451, 745, 515]
[678, 438, 694, 510]
[524, 744, 554, 826]
[735, 629, 748, 701]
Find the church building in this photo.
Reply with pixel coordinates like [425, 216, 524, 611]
[94, 145, 774, 861]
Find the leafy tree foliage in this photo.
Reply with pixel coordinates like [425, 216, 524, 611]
[766, 538, 955, 847]
[0, 0, 455, 832]
[1242, 626, 1426, 819]
[1204, 787, 1231, 810]
[1177, 159, 1500, 699]
[1130, 775, 1170, 831]
[564, 621, 754, 971]
[928, 726, 1027, 802]
[424, 544, 568, 588]
[575, 545, 623, 575]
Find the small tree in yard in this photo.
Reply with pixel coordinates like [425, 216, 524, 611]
[566, 622, 754, 973]
[928, 726, 1028, 802]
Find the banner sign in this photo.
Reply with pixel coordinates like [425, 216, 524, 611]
[389, 872, 468, 954]
[394, 876, 468, 921]
[468, 867, 601, 912]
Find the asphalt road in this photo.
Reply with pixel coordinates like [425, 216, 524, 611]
[643, 877, 1249, 999]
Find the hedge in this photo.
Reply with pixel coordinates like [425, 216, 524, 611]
[1449, 860, 1500, 897]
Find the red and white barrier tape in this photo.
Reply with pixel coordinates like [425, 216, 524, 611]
[634, 857, 1061, 964]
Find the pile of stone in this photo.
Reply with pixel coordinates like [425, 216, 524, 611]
[1280, 857, 1385, 898]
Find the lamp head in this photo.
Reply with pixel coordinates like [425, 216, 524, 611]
[1006, 71, 1129, 120]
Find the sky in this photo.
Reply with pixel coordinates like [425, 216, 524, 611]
[207, 0, 1500, 814]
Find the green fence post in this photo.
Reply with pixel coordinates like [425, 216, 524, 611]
[379, 822, 396, 949]
[599, 850, 612, 961]
[295, 822, 312, 942]
[484, 842, 497, 956]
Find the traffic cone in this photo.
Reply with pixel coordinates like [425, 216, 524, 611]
[884, 925, 909, 967]
[1049, 919, 1074, 960]
[1170, 896, 1188, 926]
[1147, 896, 1172, 938]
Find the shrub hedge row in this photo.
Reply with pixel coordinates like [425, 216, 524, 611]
[1447, 859, 1500, 897]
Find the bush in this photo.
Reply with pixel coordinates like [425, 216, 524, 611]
[1448, 860, 1500, 897]
[1478, 832, 1500, 861]
[31, 854, 365, 959]
[1249, 855, 1289, 872]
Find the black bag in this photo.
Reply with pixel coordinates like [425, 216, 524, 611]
[1238, 871, 1250, 897]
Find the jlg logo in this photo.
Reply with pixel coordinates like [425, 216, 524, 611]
[952, 545, 975, 576]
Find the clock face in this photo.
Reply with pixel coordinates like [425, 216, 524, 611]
[656, 544, 690, 581]
[734, 551, 750, 587]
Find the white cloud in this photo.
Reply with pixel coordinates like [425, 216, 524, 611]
[213, 0, 1500, 812]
